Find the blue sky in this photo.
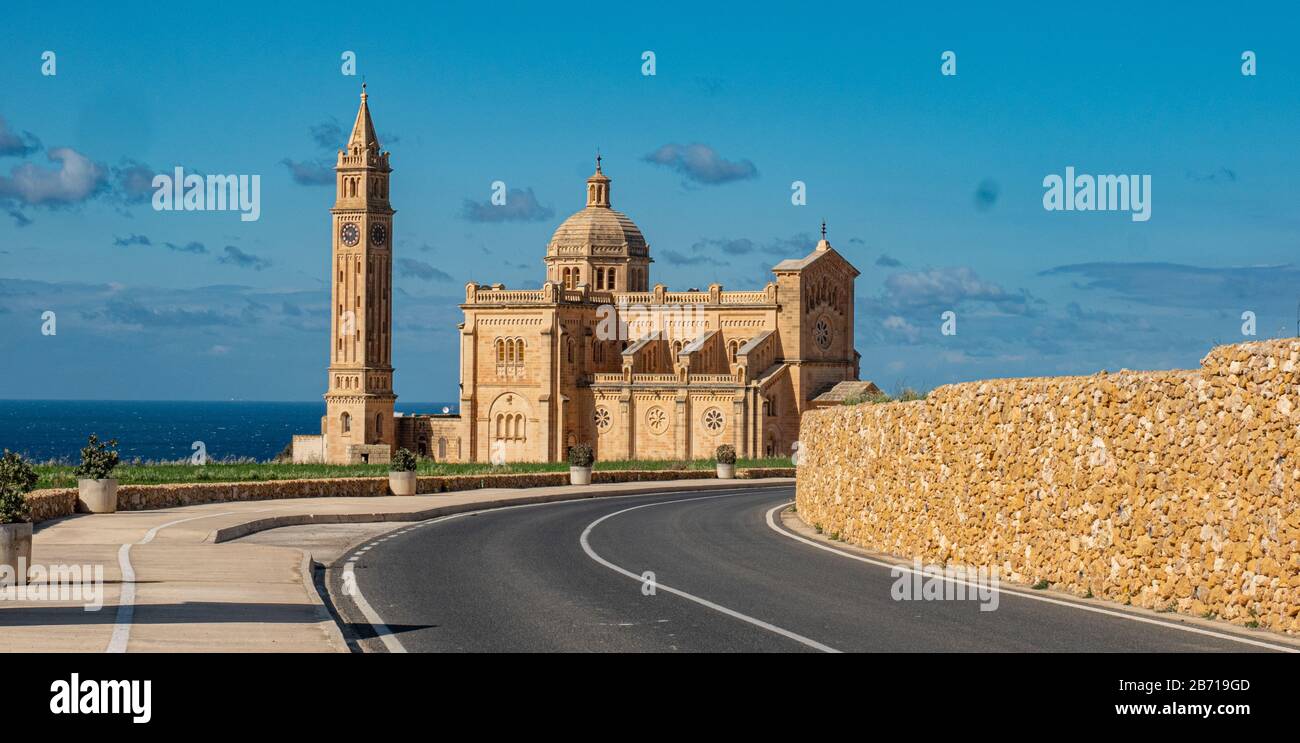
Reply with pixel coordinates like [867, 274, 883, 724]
[2, 2, 1298, 402]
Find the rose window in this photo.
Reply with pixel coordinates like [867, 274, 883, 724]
[813, 317, 832, 349]
[646, 406, 668, 433]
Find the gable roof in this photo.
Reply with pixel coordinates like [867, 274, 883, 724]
[811, 380, 883, 404]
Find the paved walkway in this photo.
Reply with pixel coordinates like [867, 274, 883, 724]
[0, 478, 792, 653]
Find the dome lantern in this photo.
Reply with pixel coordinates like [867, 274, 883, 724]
[586, 153, 611, 208]
[543, 156, 652, 293]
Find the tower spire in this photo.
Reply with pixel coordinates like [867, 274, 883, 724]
[348, 83, 380, 151]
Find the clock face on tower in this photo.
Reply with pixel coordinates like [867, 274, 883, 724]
[340, 223, 360, 247]
[370, 223, 387, 247]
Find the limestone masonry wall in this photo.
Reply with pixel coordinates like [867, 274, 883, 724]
[796, 340, 1300, 633]
[28, 467, 794, 524]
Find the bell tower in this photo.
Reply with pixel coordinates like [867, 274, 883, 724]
[324, 85, 396, 464]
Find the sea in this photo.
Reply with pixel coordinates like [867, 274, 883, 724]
[0, 400, 459, 463]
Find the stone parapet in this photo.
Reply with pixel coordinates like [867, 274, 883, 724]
[25, 468, 794, 523]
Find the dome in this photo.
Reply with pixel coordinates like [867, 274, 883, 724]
[545, 157, 648, 259]
[547, 206, 648, 258]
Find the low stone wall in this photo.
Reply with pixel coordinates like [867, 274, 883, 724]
[796, 340, 1300, 633]
[26, 467, 793, 524]
[28, 490, 79, 524]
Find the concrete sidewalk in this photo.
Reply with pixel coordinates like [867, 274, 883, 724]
[0, 478, 793, 653]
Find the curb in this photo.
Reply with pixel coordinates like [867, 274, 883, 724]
[294, 549, 350, 653]
[208, 478, 795, 544]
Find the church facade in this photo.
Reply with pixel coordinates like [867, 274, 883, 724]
[294, 91, 865, 465]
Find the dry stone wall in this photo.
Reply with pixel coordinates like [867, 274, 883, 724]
[26, 467, 794, 524]
[796, 340, 1300, 633]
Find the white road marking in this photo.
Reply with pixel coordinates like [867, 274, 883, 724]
[342, 561, 407, 653]
[105, 544, 135, 653]
[105, 508, 273, 653]
[341, 486, 788, 652]
[763, 502, 1299, 654]
[580, 494, 840, 653]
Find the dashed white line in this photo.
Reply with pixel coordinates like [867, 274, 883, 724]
[340, 486, 788, 652]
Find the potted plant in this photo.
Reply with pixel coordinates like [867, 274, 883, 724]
[75, 434, 120, 513]
[389, 448, 418, 496]
[0, 450, 38, 588]
[715, 444, 737, 479]
[568, 443, 594, 485]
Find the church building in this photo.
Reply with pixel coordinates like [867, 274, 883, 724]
[294, 90, 866, 465]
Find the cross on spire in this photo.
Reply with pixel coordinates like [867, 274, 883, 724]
[821, 220, 827, 239]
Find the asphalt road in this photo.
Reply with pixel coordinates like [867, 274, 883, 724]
[333, 486, 1291, 653]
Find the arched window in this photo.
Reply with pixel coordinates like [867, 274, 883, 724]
[596, 268, 605, 290]
[438, 437, 447, 459]
[573, 268, 580, 286]
[562, 268, 571, 289]
[608, 268, 616, 289]
[341, 412, 351, 434]
[495, 414, 504, 439]
[507, 339, 516, 363]
[375, 413, 383, 435]
[566, 338, 575, 363]
[497, 339, 505, 363]
[516, 340, 524, 364]
[418, 436, 428, 457]
[515, 414, 526, 441]
[728, 341, 738, 362]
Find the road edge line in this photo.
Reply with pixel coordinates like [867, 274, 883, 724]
[765, 502, 1299, 654]
[335, 484, 795, 653]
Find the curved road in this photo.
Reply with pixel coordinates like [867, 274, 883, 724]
[332, 486, 1292, 653]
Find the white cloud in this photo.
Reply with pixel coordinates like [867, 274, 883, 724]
[0, 147, 107, 205]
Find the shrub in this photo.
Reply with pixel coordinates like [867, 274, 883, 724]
[74, 434, 120, 481]
[843, 390, 893, 406]
[0, 450, 38, 524]
[568, 443, 595, 468]
[842, 387, 928, 405]
[715, 444, 736, 464]
[391, 448, 418, 472]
